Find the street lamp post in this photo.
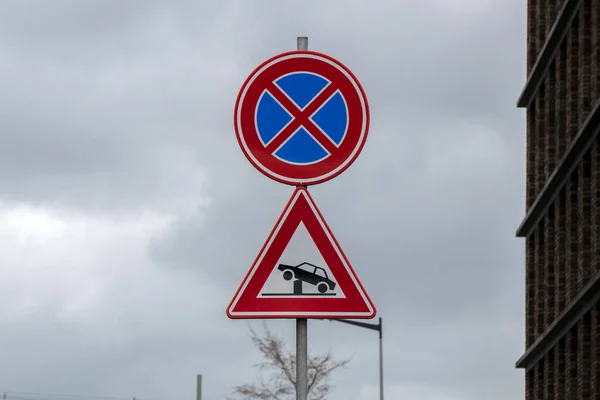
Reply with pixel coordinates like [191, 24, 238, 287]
[328, 317, 383, 400]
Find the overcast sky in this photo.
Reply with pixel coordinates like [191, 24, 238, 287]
[0, 1, 527, 399]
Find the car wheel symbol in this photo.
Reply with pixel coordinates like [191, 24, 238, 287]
[317, 282, 329, 294]
[282, 270, 294, 281]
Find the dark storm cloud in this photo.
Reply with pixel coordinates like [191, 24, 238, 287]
[0, 0, 527, 399]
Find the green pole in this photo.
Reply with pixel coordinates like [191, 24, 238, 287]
[197, 374, 202, 400]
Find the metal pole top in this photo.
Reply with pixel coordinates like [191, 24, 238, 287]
[297, 37, 308, 51]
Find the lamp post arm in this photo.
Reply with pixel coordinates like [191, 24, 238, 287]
[326, 317, 383, 400]
[328, 318, 382, 336]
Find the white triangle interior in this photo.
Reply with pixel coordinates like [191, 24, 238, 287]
[258, 221, 346, 298]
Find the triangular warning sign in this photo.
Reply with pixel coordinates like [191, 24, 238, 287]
[227, 187, 376, 319]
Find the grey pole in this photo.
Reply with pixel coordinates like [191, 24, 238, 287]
[378, 318, 383, 400]
[327, 317, 383, 400]
[296, 36, 309, 400]
[297, 36, 308, 51]
[197, 374, 202, 400]
[296, 318, 308, 400]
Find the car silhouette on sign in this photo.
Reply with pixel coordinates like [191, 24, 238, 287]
[277, 262, 336, 293]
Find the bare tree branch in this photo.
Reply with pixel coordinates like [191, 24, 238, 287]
[229, 322, 350, 400]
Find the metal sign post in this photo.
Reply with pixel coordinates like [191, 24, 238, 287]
[296, 35, 309, 400]
[228, 34, 374, 400]
[296, 318, 308, 400]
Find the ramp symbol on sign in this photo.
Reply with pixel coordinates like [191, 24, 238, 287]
[261, 262, 337, 297]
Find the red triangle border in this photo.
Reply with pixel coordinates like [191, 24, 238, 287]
[227, 187, 376, 319]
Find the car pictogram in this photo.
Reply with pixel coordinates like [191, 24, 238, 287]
[277, 262, 336, 294]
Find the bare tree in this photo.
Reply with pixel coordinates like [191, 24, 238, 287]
[227, 322, 351, 400]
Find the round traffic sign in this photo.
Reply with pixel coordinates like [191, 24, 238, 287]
[234, 50, 370, 186]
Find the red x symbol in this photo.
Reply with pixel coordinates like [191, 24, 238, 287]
[263, 82, 339, 155]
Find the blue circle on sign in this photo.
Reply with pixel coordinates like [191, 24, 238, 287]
[255, 72, 349, 165]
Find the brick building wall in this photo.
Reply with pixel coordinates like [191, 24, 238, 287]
[517, 0, 600, 399]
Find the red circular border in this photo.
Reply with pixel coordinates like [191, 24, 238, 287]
[234, 50, 370, 186]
